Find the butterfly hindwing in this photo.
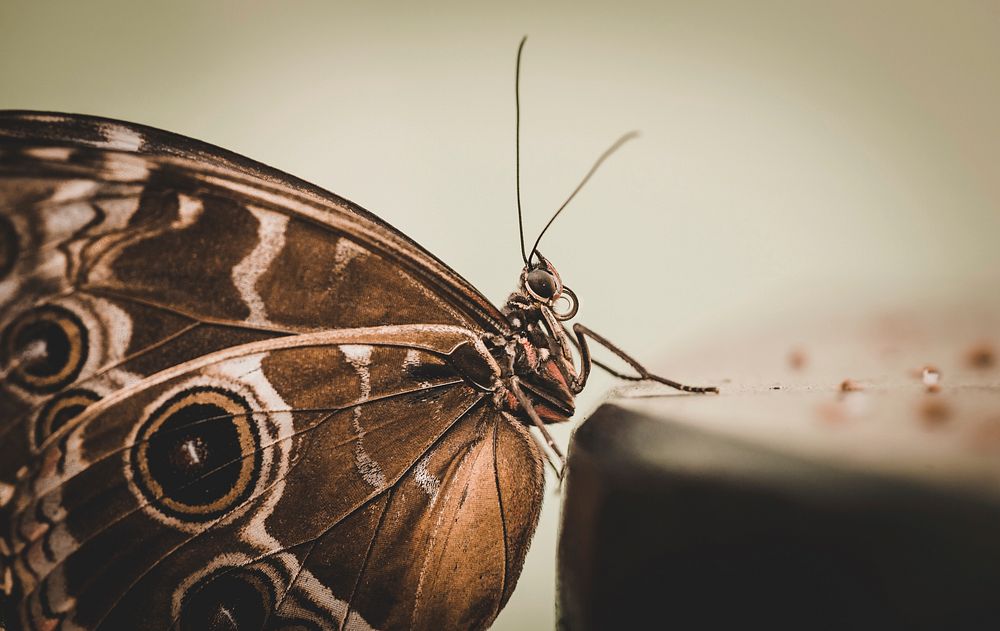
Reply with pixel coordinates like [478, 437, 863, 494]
[9, 327, 542, 630]
[164, 400, 541, 631]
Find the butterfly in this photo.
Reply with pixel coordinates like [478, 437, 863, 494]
[0, 41, 716, 631]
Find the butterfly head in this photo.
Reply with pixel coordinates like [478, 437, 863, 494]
[518, 253, 578, 321]
[494, 253, 580, 424]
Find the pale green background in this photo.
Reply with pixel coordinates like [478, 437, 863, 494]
[2, 2, 999, 629]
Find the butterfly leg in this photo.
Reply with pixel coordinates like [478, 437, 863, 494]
[509, 376, 565, 478]
[566, 323, 718, 394]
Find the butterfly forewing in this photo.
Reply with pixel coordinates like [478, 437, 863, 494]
[0, 111, 544, 631]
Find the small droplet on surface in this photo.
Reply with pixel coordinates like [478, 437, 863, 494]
[921, 366, 940, 386]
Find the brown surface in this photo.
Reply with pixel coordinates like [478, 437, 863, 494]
[613, 299, 1000, 490]
[558, 297, 1000, 630]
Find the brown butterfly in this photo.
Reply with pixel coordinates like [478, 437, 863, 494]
[0, 41, 715, 630]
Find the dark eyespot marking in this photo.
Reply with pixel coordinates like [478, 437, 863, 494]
[1, 305, 88, 393]
[525, 268, 559, 300]
[0, 214, 18, 279]
[179, 567, 274, 631]
[34, 388, 101, 447]
[131, 386, 261, 522]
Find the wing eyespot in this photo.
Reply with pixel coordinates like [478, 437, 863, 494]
[129, 386, 262, 522]
[34, 387, 101, 447]
[1, 305, 89, 393]
[178, 566, 274, 631]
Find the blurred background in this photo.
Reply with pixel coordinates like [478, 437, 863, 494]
[2, 1, 998, 628]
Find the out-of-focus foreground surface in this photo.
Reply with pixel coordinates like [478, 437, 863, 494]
[560, 292, 1000, 629]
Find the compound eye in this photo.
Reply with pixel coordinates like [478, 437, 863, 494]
[525, 268, 560, 301]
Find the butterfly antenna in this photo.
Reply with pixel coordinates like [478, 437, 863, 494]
[515, 35, 529, 265]
[528, 130, 639, 264]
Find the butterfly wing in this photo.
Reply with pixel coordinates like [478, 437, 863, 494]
[8, 327, 542, 630]
[0, 110, 508, 481]
[0, 112, 542, 630]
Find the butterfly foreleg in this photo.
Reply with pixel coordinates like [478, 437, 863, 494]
[568, 323, 719, 394]
[560, 321, 641, 385]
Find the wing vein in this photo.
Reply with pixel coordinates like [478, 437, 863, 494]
[80, 286, 300, 335]
[339, 486, 395, 629]
[491, 418, 511, 618]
